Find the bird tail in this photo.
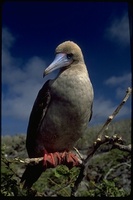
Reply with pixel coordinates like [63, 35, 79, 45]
[20, 164, 44, 189]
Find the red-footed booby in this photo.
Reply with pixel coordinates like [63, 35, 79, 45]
[21, 41, 94, 189]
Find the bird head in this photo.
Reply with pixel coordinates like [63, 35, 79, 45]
[43, 41, 84, 77]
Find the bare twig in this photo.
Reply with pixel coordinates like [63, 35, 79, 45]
[73, 147, 84, 160]
[12, 137, 131, 167]
[112, 143, 131, 152]
[2, 156, 22, 179]
[97, 87, 132, 139]
[71, 87, 132, 196]
[104, 162, 131, 180]
[85, 135, 122, 163]
[71, 134, 126, 196]
[14, 157, 44, 165]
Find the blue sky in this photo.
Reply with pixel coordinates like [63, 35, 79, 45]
[2, 2, 131, 135]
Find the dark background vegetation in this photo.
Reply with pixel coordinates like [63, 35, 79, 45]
[1, 119, 131, 197]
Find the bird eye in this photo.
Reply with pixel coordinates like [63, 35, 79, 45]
[67, 53, 73, 59]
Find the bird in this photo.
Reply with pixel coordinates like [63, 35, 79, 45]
[20, 41, 94, 189]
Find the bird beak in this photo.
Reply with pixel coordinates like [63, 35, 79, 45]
[43, 53, 72, 77]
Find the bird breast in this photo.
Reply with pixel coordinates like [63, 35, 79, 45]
[37, 67, 93, 153]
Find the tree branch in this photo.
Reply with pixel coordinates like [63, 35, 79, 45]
[71, 87, 132, 196]
[104, 162, 131, 180]
[96, 87, 132, 139]
[71, 134, 131, 196]
[112, 143, 131, 152]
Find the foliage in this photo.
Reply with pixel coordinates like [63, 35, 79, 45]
[77, 180, 129, 197]
[32, 165, 80, 196]
[1, 119, 131, 196]
[1, 146, 23, 196]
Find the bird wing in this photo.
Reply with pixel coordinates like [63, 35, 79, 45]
[26, 80, 51, 157]
[89, 103, 93, 122]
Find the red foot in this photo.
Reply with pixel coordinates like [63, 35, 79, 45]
[43, 151, 81, 169]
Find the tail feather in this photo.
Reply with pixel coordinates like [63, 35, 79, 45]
[20, 164, 44, 189]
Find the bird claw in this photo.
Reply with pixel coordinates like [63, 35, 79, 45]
[43, 151, 82, 169]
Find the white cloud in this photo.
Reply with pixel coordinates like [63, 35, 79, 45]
[91, 94, 131, 125]
[104, 73, 131, 99]
[2, 28, 50, 121]
[105, 13, 130, 46]
[105, 73, 131, 86]
[93, 97, 116, 119]
[2, 27, 15, 50]
[91, 72, 131, 124]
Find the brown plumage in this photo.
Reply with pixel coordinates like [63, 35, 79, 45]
[21, 41, 94, 188]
